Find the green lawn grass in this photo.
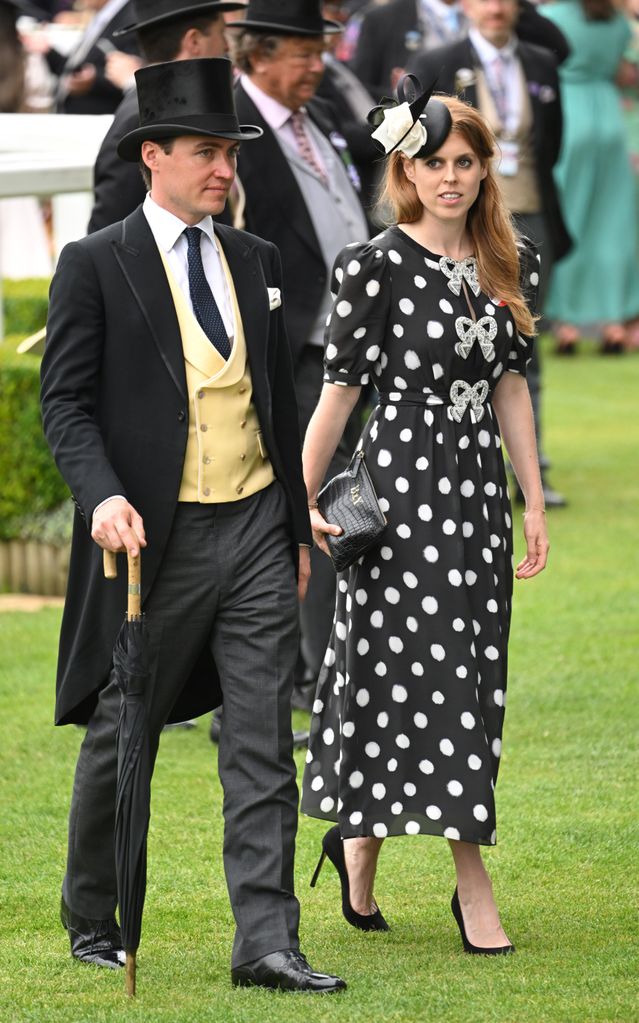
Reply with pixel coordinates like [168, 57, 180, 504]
[1, 342, 637, 1022]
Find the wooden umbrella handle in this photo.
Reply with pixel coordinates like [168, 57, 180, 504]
[103, 549, 118, 579]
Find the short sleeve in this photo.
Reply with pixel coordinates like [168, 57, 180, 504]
[323, 241, 391, 387]
[507, 239, 539, 378]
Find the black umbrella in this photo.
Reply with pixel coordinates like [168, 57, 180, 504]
[104, 549, 151, 998]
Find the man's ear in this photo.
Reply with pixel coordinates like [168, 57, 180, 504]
[140, 140, 160, 177]
[180, 26, 203, 57]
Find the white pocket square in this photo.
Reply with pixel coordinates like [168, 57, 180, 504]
[267, 287, 281, 310]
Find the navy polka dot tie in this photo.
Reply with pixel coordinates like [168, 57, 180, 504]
[184, 226, 231, 360]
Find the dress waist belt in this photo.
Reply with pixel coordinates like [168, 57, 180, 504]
[378, 380, 491, 423]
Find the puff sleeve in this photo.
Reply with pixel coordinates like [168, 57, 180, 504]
[507, 239, 540, 378]
[323, 240, 391, 387]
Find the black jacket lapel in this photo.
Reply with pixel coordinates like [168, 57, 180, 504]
[111, 206, 186, 399]
[215, 223, 270, 400]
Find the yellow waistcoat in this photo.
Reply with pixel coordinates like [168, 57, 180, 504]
[158, 243, 275, 503]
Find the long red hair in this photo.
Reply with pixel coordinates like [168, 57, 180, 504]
[378, 95, 536, 337]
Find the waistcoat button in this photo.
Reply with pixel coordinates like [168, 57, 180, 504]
[200, 424, 208, 432]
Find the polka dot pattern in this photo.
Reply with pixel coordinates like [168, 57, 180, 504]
[302, 227, 526, 847]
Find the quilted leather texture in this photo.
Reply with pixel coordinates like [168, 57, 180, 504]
[318, 451, 387, 572]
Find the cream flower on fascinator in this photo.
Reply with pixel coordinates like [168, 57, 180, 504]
[367, 73, 453, 161]
[371, 101, 428, 157]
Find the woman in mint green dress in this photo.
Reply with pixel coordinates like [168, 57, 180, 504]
[539, 0, 639, 352]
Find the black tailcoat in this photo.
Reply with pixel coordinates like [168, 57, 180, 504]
[41, 207, 310, 726]
[234, 81, 368, 363]
[315, 60, 381, 208]
[409, 36, 572, 260]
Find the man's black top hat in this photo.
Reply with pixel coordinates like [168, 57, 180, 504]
[117, 57, 262, 162]
[227, 0, 341, 35]
[114, 0, 246, 38]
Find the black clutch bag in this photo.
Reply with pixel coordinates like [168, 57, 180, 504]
[317, 450, 387, 572]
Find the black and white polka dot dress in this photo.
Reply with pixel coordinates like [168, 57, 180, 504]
[301, 226, 537, 846]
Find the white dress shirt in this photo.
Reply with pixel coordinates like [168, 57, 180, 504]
[468, 28, 522, 137]
[142, 192, 234, 338]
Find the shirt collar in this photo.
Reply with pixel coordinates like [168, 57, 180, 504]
[143, 193, 216, 253]
[469, 27, 518, 67]
[241, 73, 304, 131]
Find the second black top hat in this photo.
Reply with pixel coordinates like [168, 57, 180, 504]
[117, 57, 262, 161]
[227, 0, 341, 35]
[114, 0, 247, 38]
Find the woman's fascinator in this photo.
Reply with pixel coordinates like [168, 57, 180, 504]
[367, 73, 452, 160]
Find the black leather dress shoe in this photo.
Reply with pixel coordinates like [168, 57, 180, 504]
[231, 949, 346, 993]
[60, 897, 124, 969]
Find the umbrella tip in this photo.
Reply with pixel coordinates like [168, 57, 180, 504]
[125, 951, 136, 997]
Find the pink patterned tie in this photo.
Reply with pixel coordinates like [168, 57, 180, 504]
[289, 110, 328, 186]
[490, 54, 509, 127]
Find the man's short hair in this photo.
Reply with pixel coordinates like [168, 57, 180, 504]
[231, 31, 285, 74]
[138, 13, 219, 64]
[138, 137, 176, 188]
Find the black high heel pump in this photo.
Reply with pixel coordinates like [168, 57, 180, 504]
[451, 888, 515, 955]
[310, 825, 389, 932]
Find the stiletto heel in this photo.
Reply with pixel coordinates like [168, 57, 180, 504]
[310, 850, 327, 888]
[310, 825, 389, 932]
[451, 888, 514, 955]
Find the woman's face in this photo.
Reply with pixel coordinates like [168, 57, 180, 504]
[402, 132, 487, 224]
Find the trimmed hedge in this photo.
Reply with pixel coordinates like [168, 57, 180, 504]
[2, 278, 50, 336]
[0, 335, 69, 540]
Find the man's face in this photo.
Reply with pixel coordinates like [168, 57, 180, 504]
[252, 35, 326, 111]
[462, 0, 517, 46]
[142, 135, 239, 224]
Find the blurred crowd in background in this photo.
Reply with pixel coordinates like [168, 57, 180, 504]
[3, 0, 639, 353]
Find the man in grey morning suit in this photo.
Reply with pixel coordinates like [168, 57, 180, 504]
[40, 57, 345, 994]
[229, 0, 370, 702]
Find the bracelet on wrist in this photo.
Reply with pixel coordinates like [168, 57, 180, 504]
[308, 500, 319, 510]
